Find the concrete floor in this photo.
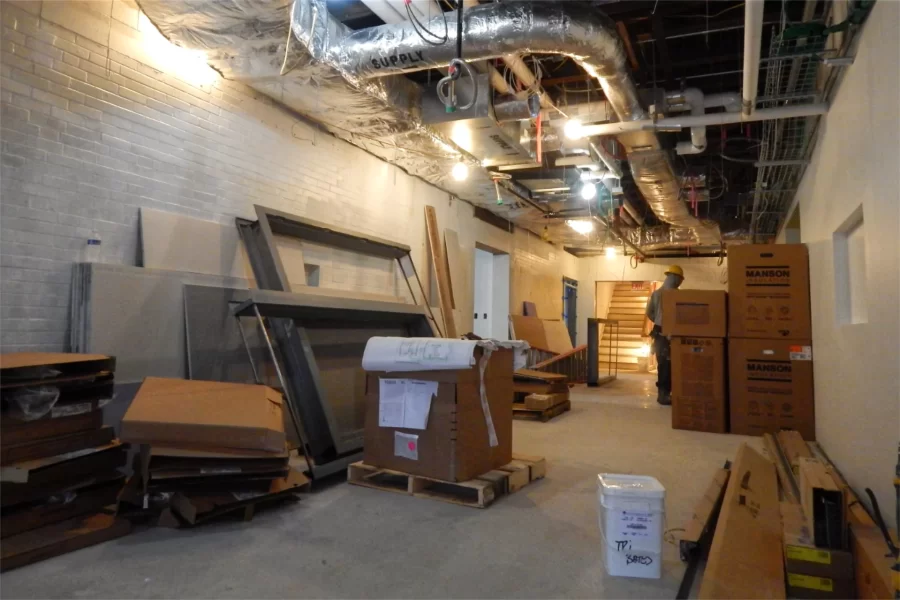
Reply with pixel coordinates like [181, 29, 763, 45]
[3, 374, 757, 599]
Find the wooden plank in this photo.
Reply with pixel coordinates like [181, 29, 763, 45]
[0, 512, 131, 572]
[0, 477, 124, 539]
[763, 433, 800, 504]
[1, 410, 104, 447]
[513, 400, 571, 422]
[424, 206, 457, 338]
[495, 461, 530, 493]
[523, 392, 568, 411]
[443, 228, 464, 310]
[509, 315, 550, 352]
[542, 319, 574, 354]
[698, 444, 784, 599]
[1, 426, 114, 466]
[511, 453, 547, 480]
[680, 466, 730, 559]
[808, 442, 875, 528]
[514, 368, 567, 382]
[777, 430, 813, 476]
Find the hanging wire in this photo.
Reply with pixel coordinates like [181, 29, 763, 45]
[406, 1, 448, 46]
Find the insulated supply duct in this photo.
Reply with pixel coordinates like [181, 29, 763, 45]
[139, 0, 721, 248]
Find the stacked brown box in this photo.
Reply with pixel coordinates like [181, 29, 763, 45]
[0, 353, 130, 572]
[663, 290, 728, 433]
[364, 348, 513, 482]
[727, 245, 815, 439]
[119, 377, 308, 526]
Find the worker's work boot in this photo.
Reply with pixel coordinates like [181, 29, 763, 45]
[657, 390, 671, 406]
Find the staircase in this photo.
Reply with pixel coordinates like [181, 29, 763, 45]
[598, 282, 652, 373]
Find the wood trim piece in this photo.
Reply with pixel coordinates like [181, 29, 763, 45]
[424, 206, 457, 338]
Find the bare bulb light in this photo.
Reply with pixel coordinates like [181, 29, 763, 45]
[563, 119, 584, 140]
[605, 246, 617, 260]
[566, 219, 594, 235]
[451, 161, 468, 181]
[581, 182, 597, 201]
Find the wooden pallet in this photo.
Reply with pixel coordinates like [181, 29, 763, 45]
[513, 399, 572, 422]
[347, 454, 546, 508]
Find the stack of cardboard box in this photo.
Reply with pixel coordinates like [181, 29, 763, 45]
[727, 245, 815, 440]
[663, 290, 729, 433]
[120, 377, 308, 527]
[0, 353, 130, 572]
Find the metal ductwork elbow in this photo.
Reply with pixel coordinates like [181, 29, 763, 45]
[139, 0, 721, 249]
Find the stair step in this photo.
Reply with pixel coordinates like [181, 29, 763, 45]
[600, 340, 646, 349]
[601, 330, 646, 338]
[601, 335, 646, 343]
[614, 283, 651, 291]
[608, 303, 648, 311]
[599, 348, 649, 358]
[613, 290, 652, 298]
[606, 317, 646, 325]
[607, 308, 647, 315]
[599, 361, 642, 371]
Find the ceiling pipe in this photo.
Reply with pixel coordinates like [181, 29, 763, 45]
[329, 2, 719, 246]
[742, 0, 767, 116]
[665, 89, 742, 155]
[579, 103, 829, 137]
[621, 198, 644, 226]
[501, 54, 557, 113]
[589, 141, 622, 179]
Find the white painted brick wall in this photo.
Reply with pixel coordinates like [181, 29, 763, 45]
[0, 0, 578, 351]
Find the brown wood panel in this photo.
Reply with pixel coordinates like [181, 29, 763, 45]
[509, 316, 550, 351]
[542, 320, 574, 354]
[424, 206, 457, 338]
[1, 512, 131, 572]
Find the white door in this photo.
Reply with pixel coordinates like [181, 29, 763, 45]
[473, 248, 493, 338]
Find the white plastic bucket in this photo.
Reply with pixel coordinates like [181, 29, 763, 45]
[597, 473, 666, 579]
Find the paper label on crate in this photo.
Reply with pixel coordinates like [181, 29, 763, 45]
[609, 510, 659, 543]
[378, 379, 437, 430]
[785, 545, 832, 564]
[789, 345, 812, 360]
[394, 432, 418, 460]
[788, 573, 834, 592]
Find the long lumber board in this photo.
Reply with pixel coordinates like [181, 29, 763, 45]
[424, 206, 457, 338]
[698, 444, 784, 599]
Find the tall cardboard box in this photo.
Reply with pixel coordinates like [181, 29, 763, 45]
[363, 348, 513, 482]
[662, 290, 727, 338]
[728, 244, 811, 339]
[728, 338, 815, 440]
[671, 337, 727, 433]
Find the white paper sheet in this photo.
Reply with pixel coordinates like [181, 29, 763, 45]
[363, 338, 478, 372]
[378, 378, 406, 427]
[378, 378, 438, 430]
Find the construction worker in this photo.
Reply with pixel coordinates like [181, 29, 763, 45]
[645, 265, 684, 405]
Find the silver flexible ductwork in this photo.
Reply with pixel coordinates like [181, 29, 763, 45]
[139, 0, 720, 248]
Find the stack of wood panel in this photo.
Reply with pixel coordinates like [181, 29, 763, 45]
[512, 369, 571, 421]
[0, 353, 130, 572]
[118, 377, 308, 527]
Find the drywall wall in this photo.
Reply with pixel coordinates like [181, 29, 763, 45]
[575, 256, 727, 345]
[789, 1, 899, 527]
[0, 0, 576, 349]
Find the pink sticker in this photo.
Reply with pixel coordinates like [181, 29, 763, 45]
[408, 441, 416, 451]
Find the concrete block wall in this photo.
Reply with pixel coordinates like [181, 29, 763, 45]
[0, 0, 577, 351]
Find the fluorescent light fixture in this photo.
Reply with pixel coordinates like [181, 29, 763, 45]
[605, 246, 617, 260]
[580, 182, 597, 201]
[564, 119, 584, 140]
[566, 219, 594, 235]
[451, 161, 468, 181]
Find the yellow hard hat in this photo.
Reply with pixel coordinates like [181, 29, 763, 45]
[665, 265, 684, 278]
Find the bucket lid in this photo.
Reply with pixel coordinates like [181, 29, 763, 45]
[597, 473, 665, 498]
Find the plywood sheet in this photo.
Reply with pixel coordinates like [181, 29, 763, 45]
[443, 229, 464, 310]
[424, 206, 456, 337]
[140, 208, 249, 280]
[699, 444, 784, 599]
[509, 316, 550, 351]
[542, 319, 574, 354]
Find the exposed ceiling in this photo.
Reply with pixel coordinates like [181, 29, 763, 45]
[140, 0, 856, 258]
[323, 0, 834, 256]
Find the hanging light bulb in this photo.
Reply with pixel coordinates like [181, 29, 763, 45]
[566, 219, 594, 235]
[605, 246, 617, 260]
[451, 161, 468, 181]
[581, 182, 597, 201]
[579, 170, 592, 182]
[564, 119, 584, 140]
